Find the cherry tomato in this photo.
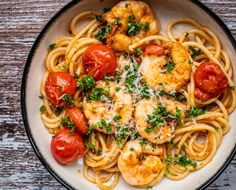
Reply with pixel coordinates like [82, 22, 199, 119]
[45, 72, 76, 106]
[143, 44, 165, 56]
[51, 128, 86, 164]
[66, 107, 88, 134]
[82, 44, 117, 81]
[194, 62, 228, 101]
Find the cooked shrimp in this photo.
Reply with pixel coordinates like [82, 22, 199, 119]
[135, 98, 186, 144]
[118, 140, 164, 186]
[103, 0, 160, 52]
[140, 41, 190, 92]
[83, 81, 133, 134]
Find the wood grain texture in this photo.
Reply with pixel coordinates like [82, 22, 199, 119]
[0, 0, 235, 189]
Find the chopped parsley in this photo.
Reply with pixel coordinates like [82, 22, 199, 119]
[124, 65, 130, 71]
[164, 60, 175, 73]
[141, 22, 150, 31]
[123, 53, 129, 59]
[89, 88, 112, 101]
[103, 7, 111, 13]
[158, 90, 166, 97]
[165, 139, 173, 146]
[113, 115, 122, 122]
[145, 103, 183, 133]
[127, 21, 141, 36]
[95, 15, 103, 22]
[39, 105, 46, 114]
[230, 86, 235, 90]
[188, 60, 193, 64]
[186, 106, 205, 118]
[128, 13, 135, 21]
[62, 94, 75, 105]
[97, 119, 112, 133]
[107, 24, 113, 34]
[85, 138, 96, 153]
[115, 125, 129, 146]
[49, 43, 56, 49]
[136, 48, 143, 56]
[62, 63, 68, 68]
[175, 108, 183, 125]
[127, 13, 150, 36]
[77, 75, 96, 93]
[125, 3, 129, 8]
[60, 115, 76, 135]
[174, 155, 197, 169]
[189, 46, 201, 59]
[96, 149, 102, 155]
[140, 86, 151, 100]
[73, 73, 79, 79]
[139, 140, 148, 146]
[86, 125, 96, 135]
[55, 107, 63, 116]
[115, 87, 121, 92]
[125, 57, 139, 93]
[39, 95, 43, 99]
[95, 27, 106, 42]
[165, 155, 173, 165]
[113, 18, 121, 25]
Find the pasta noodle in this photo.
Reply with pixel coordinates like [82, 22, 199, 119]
[39, 1, 236, 189]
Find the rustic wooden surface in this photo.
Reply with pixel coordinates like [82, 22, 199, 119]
[0, 0, 236, 189]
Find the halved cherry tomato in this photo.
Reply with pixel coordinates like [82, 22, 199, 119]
[45, 72, 76, 106]
[82, 44, 117, 81]
[143, 44, 165, 56]
[194, 62, 228, 101]
[51, 128, 86, 164]
[66, 107, 88, 134]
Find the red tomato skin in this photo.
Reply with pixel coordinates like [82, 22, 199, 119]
[45, 72, 76, 106]
[51, 128, 86, 164]
[143, 44, 165, 56]
[82, 44, 117, 81]
[194, 62, 228, 101]
[66, 107, 88, 134]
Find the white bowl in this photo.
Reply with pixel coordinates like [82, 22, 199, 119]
[21, 0, 236, 189]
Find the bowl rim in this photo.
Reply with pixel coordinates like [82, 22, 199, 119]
[21, 0, 236, 189]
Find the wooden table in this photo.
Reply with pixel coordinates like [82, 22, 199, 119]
[0, 0, 235, 189]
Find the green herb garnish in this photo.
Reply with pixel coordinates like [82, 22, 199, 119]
[103, 7, 111, 13]
[95, 15, 103, 22]
[62, 94, 74, 105]
[49, 43, 56, 49]
[107, 24, 113, 34]
[166, 60, 175, 73]
[113, 18, 121, 25]
[55, 107, 63, 116]
[95, 27, 106, 42]
[165, 155, 173, 165]
[230, 86, 235, 90]
[113, 115, 122, 122]
[77, 75, 96, 93]
[136, 48, 143, 56]
[39, 106, 46, 114]
[174, 155, 197, 169]
[60, 115, 75, 135]
[186, 106, 205, 118]
[189, 46, 201, 59]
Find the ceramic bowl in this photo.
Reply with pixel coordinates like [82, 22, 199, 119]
[21, 0, 236, 189]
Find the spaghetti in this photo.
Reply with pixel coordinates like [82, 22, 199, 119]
[39, 1, 236, 189]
